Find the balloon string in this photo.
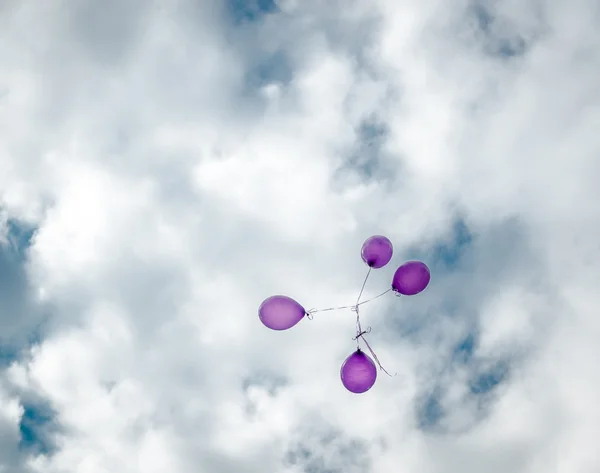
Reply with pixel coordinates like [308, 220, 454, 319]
[304, 267, 396, 377]
[355, 267, 371, 307]
[353, 267, 395, 377]
[354, 330, 396, 377]
[354, 267, 371, 348]
[305, 288, 391, 316]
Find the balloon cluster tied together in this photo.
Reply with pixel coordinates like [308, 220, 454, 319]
[258, 236, 430, 394]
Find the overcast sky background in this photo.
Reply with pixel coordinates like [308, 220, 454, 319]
[0, 0, 598, 472]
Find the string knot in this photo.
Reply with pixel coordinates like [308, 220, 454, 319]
[352, 326, 372, 340]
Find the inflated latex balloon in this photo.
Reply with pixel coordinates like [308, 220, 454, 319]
[258, 295, 306, 331]
[361, 235, 393, 269]
[340, 349, 377, 393]
[391, 260, 430, 295]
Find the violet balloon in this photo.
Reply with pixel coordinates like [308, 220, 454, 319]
[391, 261, 431, 295]
[258, 295, 306, 331]
[340, 349, 377, 393]
[361, 235, 393, 269]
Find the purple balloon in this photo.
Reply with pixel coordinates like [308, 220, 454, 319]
[361, 235, 393, 269]
[258, 295, 306, 331]
[340, 349, 377, 393]
[391, 261, 430, 295]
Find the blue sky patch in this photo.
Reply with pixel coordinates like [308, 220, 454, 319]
[2, 218, 35, 260]
[431, 218, 474, 269]
[333, 117, 400, 188]
[351, 119, 388, 179]
[19, 400, 58, 455]
[415, 355, 510, 433]
[0, 217, 47, 365]
[452, 332, 476, 364]
[226, 0, 278, 23]
[468, 2, 529, 58]
[417, 389, 445, 430]
[0, 218, 59, 456]
[245, 50, 293, 89]
[284, 424, 370, 473]
[469, 360, 509, 394]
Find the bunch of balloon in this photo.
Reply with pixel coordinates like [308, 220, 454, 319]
[258, 235, 430, 394]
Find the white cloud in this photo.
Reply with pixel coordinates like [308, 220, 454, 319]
[0, 0, 599, 472]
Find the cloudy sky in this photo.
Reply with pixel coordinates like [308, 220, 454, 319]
[0, 0, 598, 471]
